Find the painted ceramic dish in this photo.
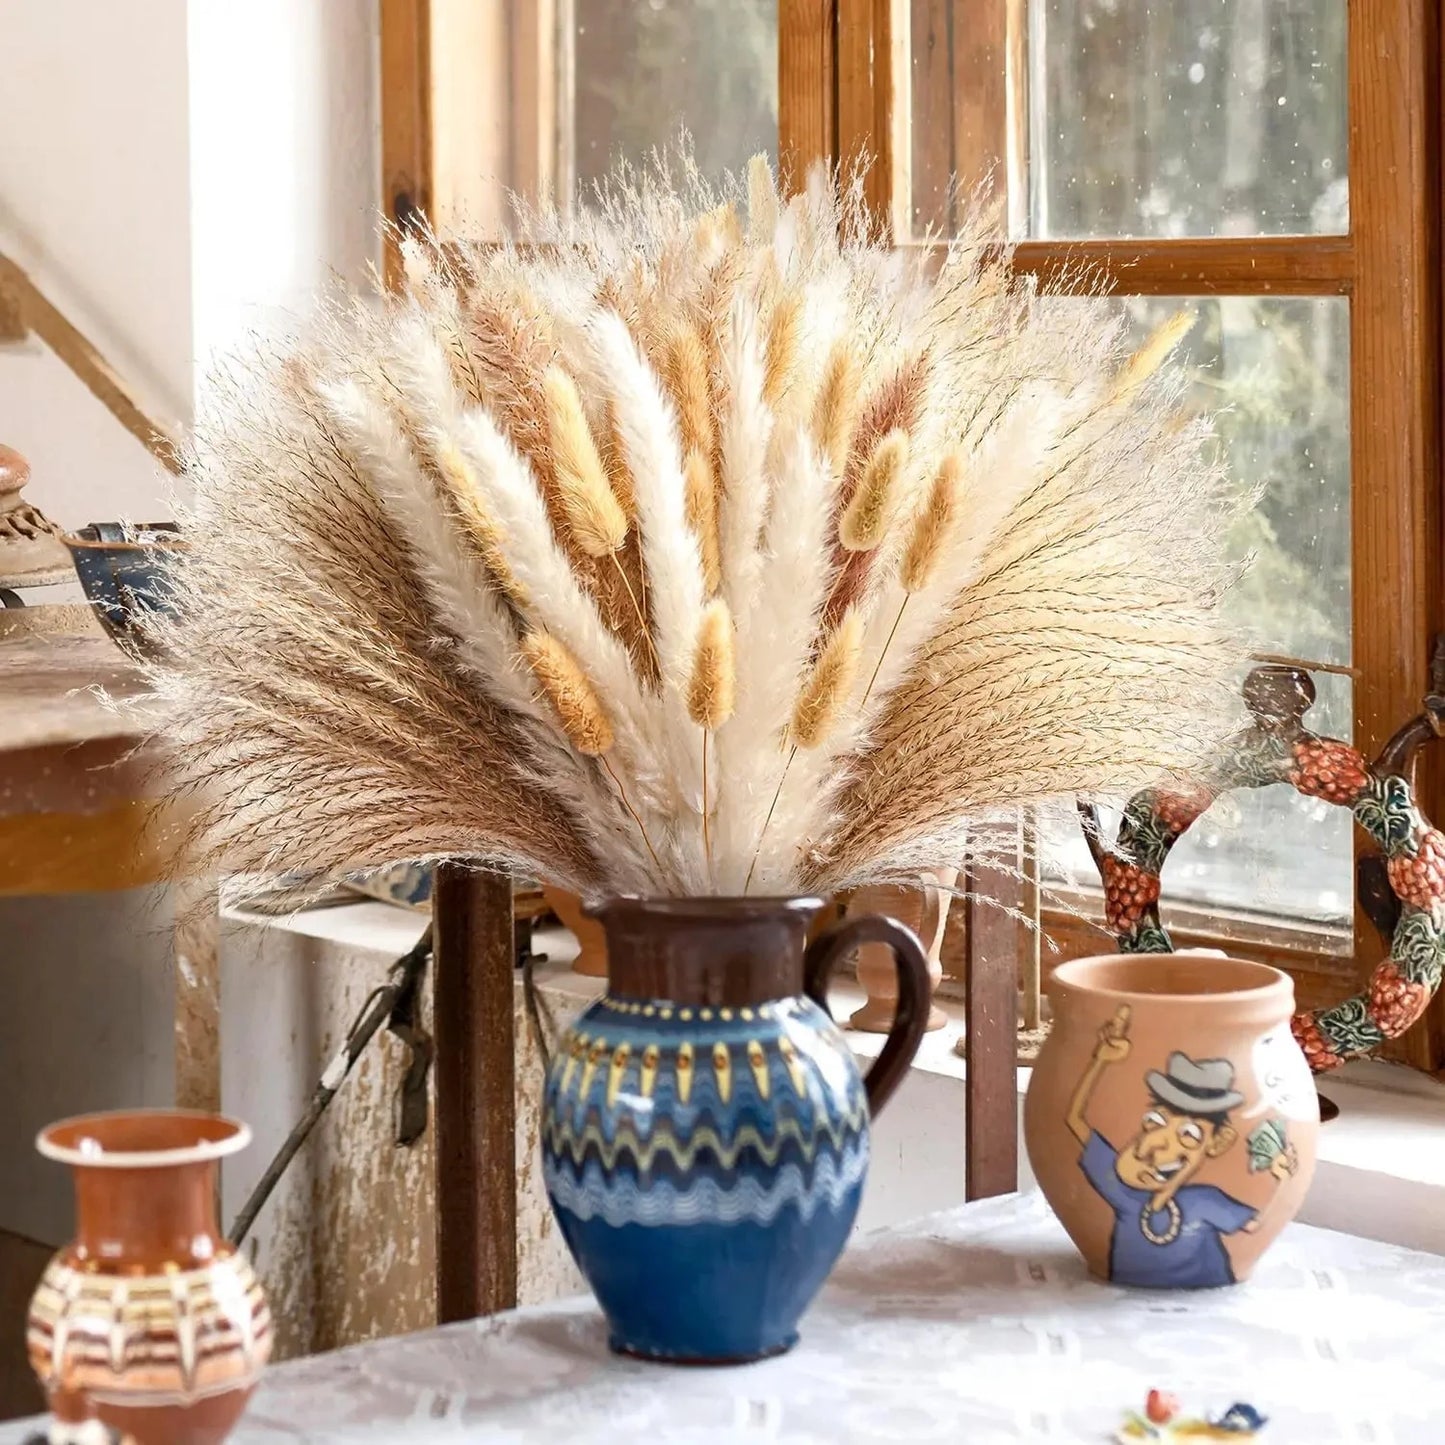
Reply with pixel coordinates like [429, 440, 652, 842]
[64, 521, 184, 649]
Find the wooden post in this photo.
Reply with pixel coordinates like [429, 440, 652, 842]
[780, 0, 839, 188]
[963, 824, 1022, 1200]
[432, 861, 518, 1323]
[380, 0, 433, 285]
[837, 0, 909, 235]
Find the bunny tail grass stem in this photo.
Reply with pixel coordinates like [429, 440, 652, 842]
[859, 452, 959, 706]
[702, 732, 711, 870]
[743, 745, 797, 895]
[601, 754, 665, 877]
[609, 552, 660, 677]
[687, 598, 736, 875]
[861, 597, 908, 708]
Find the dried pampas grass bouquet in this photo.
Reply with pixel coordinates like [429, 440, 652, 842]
[148, 154, 1242, 903]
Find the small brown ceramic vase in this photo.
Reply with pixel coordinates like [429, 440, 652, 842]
[542, 885, 609, 977]
[1024, 954, 1318, 1290]
[846, 868, 956, 1032]
[27, 1110, 271, 1444]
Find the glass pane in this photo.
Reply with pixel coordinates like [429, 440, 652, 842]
[908, 0, 1348, 238]
[1119, 297, 1351, 667]
[1041, 295, 1352, 928]
[1031, 0, 1347, 237]
[572, 0, 778, 193]
[1042, 671, 1355, 928]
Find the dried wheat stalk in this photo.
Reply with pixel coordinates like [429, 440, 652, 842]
[142, 153, 1243, 900]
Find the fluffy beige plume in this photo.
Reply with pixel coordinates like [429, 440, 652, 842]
[662, 324, 715, 462]
[433, 439, 530, 611]
[900, 453, 962, 594]
[684, 448, 722, 595]
[812, 344, 861, 478]
[543, 366, 628, 558]
[764, 291, 803, 408]
[791, 608, 864, 750]
[686, 598, 737, 730]
[599, 399, 638, 519]
[522, 630, 615, 755]
[847, 358, 928, 490]
[143, 149, 1242, 903]
[746, 153, 779, 243]
[840, 430, 910, 552]
[1110, 309, 1195, 405]
[688, 596, 736, 875]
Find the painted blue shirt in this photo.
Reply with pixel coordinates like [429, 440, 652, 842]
[1080, 1130, 1254, 1289]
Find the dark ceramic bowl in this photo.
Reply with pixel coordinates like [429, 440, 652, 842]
[64, 521, 185, 648]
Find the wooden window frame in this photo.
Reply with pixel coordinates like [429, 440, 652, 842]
[785, 0, 1443, 1068]
[385, 0, 1442, 1069]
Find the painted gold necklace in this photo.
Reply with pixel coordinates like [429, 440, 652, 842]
[1140, 1198, 1182, 1245]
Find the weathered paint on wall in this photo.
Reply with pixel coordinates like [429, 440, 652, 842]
[221, 907, 585, 1362]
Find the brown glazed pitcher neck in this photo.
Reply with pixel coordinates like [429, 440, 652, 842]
[591, 896, 825, 1006]
[72, 1159, 224, 1271]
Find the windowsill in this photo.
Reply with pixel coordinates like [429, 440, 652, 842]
[226, 903, 1445, 1254]
[1039, 881, 1355, 965]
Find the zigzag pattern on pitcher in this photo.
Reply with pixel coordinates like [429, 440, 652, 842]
[543, 1139, 870, 1227]
[540, 1096, 869, 1174]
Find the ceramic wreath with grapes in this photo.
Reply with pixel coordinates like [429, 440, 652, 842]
[1290, 736, 1371, 805]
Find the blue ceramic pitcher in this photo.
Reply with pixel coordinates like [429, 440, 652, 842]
[540, 895, 930, 1363]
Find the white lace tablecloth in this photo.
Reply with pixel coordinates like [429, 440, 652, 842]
[7, 1191, 1443, 1444]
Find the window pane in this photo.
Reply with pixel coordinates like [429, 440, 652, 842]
[572, 0, 778, 193]
[1119, 297, 1351, 667]
[909, 0, 1348, 238]
[1033, 0, 1347, 237]
[1041, 295, 1352, 929]
[1043, 671, 1354, 929]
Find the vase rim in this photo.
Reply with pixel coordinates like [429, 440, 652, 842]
[37, 1108, 252, 1169]
[1049, 952, 1293, 1008]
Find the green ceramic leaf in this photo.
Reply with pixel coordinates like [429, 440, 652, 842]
[1392, 910, 1445, 986]
[1247, 1119, 1286, 1172]
[1317, 996, 1385, 1056]
[1354, 774, 1421, 855]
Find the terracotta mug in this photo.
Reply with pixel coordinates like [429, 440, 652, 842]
[27, 1110, 271, 1444]
[1024, 954, 1317, 1289]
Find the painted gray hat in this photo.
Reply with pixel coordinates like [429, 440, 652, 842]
[1146, 1052, 1244, 1115]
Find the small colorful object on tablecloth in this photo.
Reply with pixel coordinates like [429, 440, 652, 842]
[23, 1424, 130, 1444]
[1115, 1390, 1268, 1440]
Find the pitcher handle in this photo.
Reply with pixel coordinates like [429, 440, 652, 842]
[803, 913, 931, 1117]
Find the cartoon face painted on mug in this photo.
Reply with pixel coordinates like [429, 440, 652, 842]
[1113, 1099, 1239, 1211]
